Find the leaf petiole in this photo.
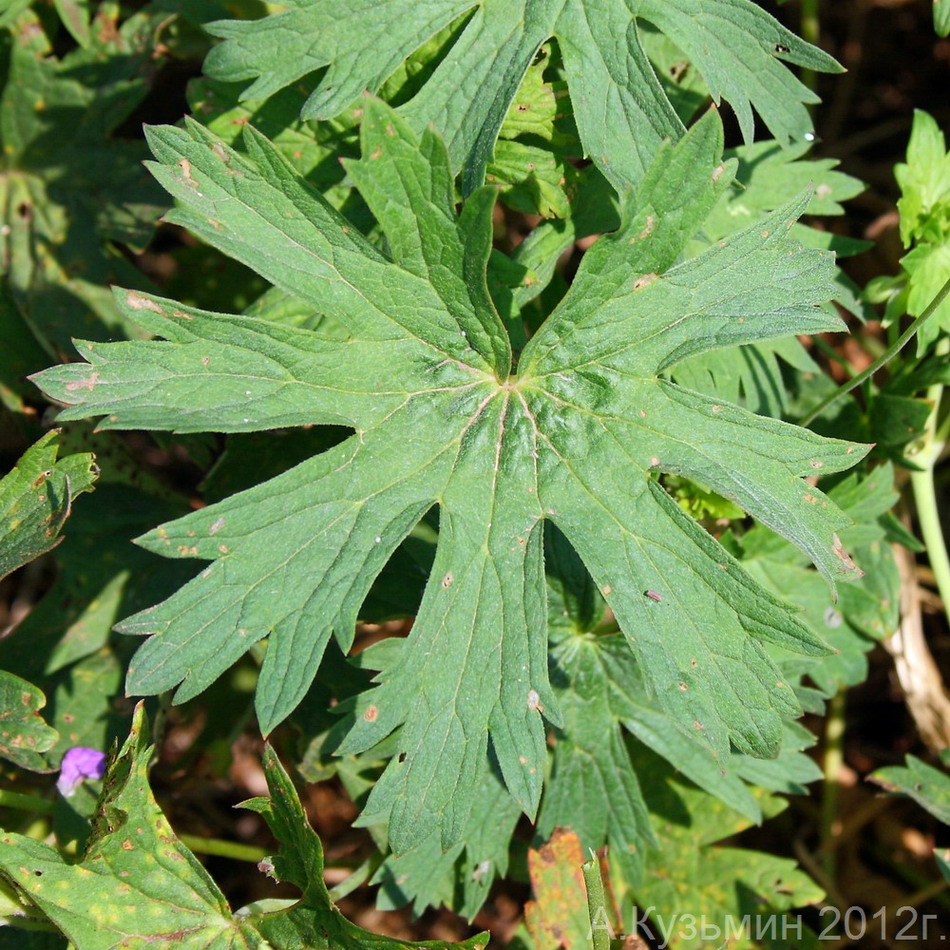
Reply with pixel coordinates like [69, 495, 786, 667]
[0, 788, 54, 815]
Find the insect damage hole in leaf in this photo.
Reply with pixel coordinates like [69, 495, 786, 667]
[33, 98, 868, 855]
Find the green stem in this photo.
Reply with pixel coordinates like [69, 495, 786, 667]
[866, 843, 950, 913]
[811, 335, 857, 377]
[801, 274, 950, 427]
[820, 689, 846, 881]
[328, 854, 383, 903]
[582, 851, 612, 950]
[0, 789, 55, 815]
[0, 791, 267, 864]
[178, 833, 268, 863]
[908, 338, 950, 612]
[800, 0, 821, 95]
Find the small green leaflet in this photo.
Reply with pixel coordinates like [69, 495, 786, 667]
[0, 430, 97, 583]
[203, 0, 839, 192]
[0, 671, 58, 772]
[936, 0, 950, 37]
[892, 110, 950, 348]
[35, 101, 867, 854]
[0, 705, 484, 950]
[871, 754, 950, 826]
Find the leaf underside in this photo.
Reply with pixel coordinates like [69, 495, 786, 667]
[33, 99, 868, 854]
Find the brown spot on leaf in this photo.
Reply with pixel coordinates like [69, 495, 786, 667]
[177, 158, 198, 186]
[65, 372, 101, 392]
[832, 534, 861, 574]
[125, 292, 162, 312]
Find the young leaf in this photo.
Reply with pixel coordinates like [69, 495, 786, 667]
[204, 0, 838, 192]
[0, 430, 97, 583]
[882, 110, 950, 348]
[896, 110, 950, 248]
[34, 101, 868, 855]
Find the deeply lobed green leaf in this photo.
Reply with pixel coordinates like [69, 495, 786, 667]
[34, 100, 868, 854]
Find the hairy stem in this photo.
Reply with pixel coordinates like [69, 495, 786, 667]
[820, 688, 846, 881]
[0, 788, 54, 815]
[908, 337, 950, 613]
[800, 0, 821, 95]
[583, 850, 611, 950]
[178, 833, 268, 863]
[801, 274, 950, 427]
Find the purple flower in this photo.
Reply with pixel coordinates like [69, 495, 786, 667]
[56, 747, 106, 797]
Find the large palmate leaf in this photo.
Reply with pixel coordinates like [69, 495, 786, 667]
[204, 0, 839, 192]
[34, 101, 867, 854]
